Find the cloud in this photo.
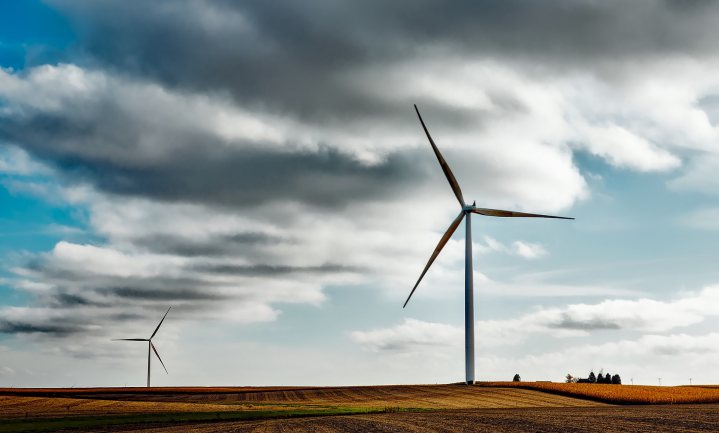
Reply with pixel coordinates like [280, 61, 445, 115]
[511, 241, 548, 260]
[0, 145, 50, 175]
[0, 60, 590, 349]
[474, 237, 548, 260]
[49, 1, 719, 101]
[480, 331, 719, 385]
[0, 65, 428, 211]
[669, 155, 719, 196]
[351, 319, 462, 352]
[579, 124, 681, 172]
[4, 1, 719, 365]
[353, 285, 719, 351]
[508, 286, 719, 334]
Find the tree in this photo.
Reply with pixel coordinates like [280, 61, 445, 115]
[604, 373, 611, 384]
[513, 374, 521, 382]
[612, 374, 622, 385]
[588, 371, 596, 383]
[565, 374, 575, 383]
[596, 373, 605, 384]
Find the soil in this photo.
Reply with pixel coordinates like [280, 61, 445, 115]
[112, 404, 719, 433]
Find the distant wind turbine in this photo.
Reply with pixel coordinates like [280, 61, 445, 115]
[403, 105, 573, 385]
[113, 307, 171, 387]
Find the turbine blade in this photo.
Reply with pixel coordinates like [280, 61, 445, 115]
[414, 105, 465, 206]
[113, 338, 148, 341]
[403, 211, 465, 308]
[151, 342, 168, 374]
[150, 306, 171, 339]
[472, 208, 574, 220]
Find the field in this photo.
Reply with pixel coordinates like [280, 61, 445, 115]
[480, 381, 719, 404]
[122, 404, 719, 433]
[0, 383, 717, 432]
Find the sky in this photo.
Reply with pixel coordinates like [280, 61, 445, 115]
[1, 0, 719, 387]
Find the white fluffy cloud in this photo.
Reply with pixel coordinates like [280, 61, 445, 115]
[351, 318, 462, 352]
[353, 285, 719, 352]
[670, 155, 719, 196]
[352, 287, 719, 385]
[511, 241, 548, 259]
[473, 237, 548, 260]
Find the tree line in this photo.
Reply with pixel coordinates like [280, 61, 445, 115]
[511, 371, 622, 384]
[567, 371, 621, 384]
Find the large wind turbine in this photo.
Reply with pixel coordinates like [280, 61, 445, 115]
[113, 307, 171, 387]
[403, 105, 573, 385]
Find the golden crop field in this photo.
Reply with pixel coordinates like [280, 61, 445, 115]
[0, 394, 288, 419]
[481, 382, 719, 404]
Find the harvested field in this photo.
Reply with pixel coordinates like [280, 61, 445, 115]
[87, 385, 607, 409]
[0, 385, 603, 418]
[112, 404, 719, 433]
[480, 381, 719, 404]
[0, 385, 603, 431]
[0, 394, 287, 419]
[2, 384, 718, 432]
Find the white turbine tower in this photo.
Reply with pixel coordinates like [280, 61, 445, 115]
[403, 105, 573, 385]
[114, 307, 171, 387]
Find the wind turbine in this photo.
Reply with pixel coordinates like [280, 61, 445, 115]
[113, 307, 171, 387]
[403, 105, 573, 385]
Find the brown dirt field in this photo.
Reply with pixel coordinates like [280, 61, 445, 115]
[112, 404, 719, 433]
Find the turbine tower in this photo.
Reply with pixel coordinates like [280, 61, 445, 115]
[403, 105, 573, 385]
[114, 307, 171, 387]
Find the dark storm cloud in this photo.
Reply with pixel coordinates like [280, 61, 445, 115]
[86, 146, 422, 209]
[650, 344, 712, 356]
[0, 111, 426, 209]
[134, 232, 285, 257]
[193, 263, 361, 276]
[53, 293, 93, 307]
[106, 287, 230, 302]
[0, 320, 88, 336]
[47, 0, 719, 118]
[549, 313, 623, 331]
[5, 0, 717, 210]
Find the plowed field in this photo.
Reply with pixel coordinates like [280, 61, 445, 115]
[97, 385, 608, 409]
[121, 404, 719, 433]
